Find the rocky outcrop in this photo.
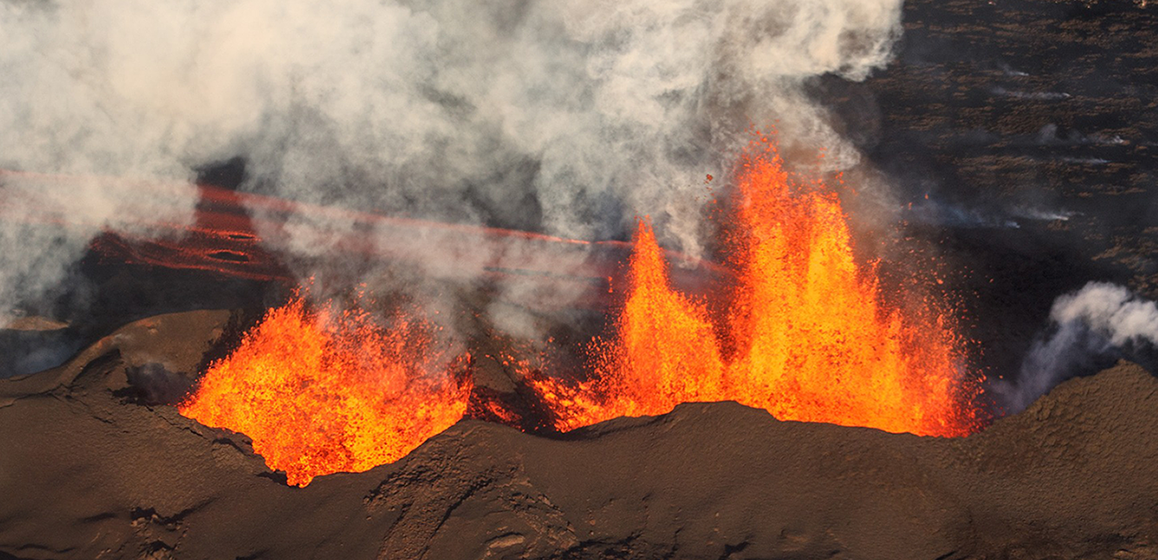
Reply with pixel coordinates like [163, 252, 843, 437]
[1, 311, 1155, 559]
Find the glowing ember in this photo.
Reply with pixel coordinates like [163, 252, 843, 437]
[179, 297, 470, 486]
[537, 141, 978, 436]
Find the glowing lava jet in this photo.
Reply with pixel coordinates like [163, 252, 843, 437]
[537, 141, 979, 437]
[179, 297, 470, 486]
[180, 139, 979, 486]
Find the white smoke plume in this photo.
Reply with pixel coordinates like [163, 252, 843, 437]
[0, 173, 194, 326]
[994, 282, 1158, 414]
[0, 0, 905, 334]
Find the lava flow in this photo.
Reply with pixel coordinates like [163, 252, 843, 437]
[537, 141, 979, 437]
[179, 297, 470, 486]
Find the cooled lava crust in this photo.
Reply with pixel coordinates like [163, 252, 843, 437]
[1, 310, 1157, 559]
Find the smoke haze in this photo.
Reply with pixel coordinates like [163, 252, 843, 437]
[994, 282, 1158, 414]
[0, 0, 904, 332]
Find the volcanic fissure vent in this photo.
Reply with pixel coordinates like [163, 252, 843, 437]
[180, 139, 981, 486]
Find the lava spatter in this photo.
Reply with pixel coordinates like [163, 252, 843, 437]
[536, 140, 979, 437]
[180, 296, 470, 486]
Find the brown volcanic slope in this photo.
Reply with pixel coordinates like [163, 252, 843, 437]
[0, 311, 1156, 560]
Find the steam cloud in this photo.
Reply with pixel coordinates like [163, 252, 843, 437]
[0, 0, 904, 334]
[994, 282, 1158, 414]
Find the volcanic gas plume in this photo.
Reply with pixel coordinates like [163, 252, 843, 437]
[181, 139, 980, 486]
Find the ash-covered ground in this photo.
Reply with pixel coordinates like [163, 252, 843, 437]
[2, 311, 1157, 559]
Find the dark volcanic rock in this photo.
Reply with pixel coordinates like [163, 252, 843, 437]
[1, 312, 1156, 559]
[830, 0, 1158, 378]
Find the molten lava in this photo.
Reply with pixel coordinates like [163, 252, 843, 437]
[538, 142, 978, 436]
[179, 297, 470, 486]
[181, 139, 977, 487]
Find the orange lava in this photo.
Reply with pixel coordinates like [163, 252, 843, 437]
[179, 297, 470, 486]
[180, 139, 977, 485]
[538, 141, 978, 436]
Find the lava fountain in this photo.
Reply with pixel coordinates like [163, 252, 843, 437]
[538, 140, 979, 436]
[180, 139, 979, 486]
[179, 296, 471, 486]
